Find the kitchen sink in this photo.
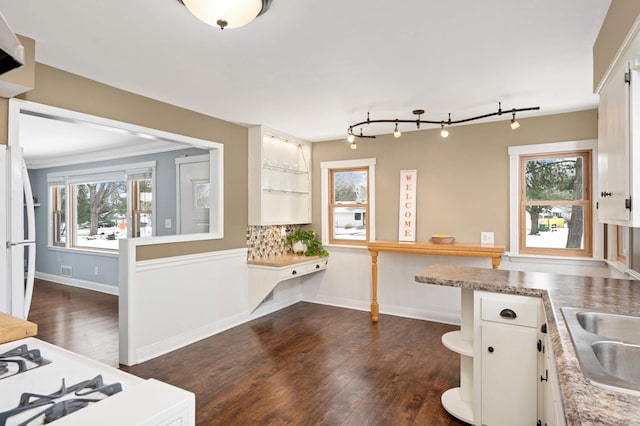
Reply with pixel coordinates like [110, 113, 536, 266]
[592, 341, 640, 385]
[576, 311, 640, 344]
[562, 307, 640, 395]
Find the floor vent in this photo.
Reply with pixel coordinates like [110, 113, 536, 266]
[60, 265, 72, 277]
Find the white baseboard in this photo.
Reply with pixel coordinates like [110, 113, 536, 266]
[306, 295, 461, 326]
[379, 303, 460, 325]
[35, 271, 119, 296]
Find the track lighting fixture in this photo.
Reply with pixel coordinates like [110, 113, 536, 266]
[510, 112, 520, 130]
[346, 102, 539, 144]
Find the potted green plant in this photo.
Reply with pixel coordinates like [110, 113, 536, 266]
[286, 229, 329, 257]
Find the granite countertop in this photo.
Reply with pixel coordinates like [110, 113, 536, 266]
[415, 264, 640, 426]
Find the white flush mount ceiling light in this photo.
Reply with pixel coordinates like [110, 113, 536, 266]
[346, 102, 539, 148]
[179, 0, 272, 30]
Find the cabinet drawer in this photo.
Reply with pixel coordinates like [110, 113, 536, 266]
[480, 294, 539, 328]
[277, 259, 328, 280]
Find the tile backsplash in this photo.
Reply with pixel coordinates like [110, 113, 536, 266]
[247, 225, 298, 260]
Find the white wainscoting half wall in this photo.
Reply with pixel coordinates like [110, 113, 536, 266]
[119, 238, 305, 366]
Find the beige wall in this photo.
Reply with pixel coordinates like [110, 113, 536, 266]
[311, 110, 598, 250]
[2, 63, 248, 258]
[593, 1, 640, 90]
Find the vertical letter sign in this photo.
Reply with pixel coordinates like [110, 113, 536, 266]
[398, 170, 417, 241]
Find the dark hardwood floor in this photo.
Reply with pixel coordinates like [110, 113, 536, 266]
[28, 278, 119, 365]
[29, 279, 468, 425]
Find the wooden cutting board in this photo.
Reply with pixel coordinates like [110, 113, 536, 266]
[0, 312, 37, 344]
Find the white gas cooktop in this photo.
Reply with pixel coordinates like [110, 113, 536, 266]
[0, 337, 194, 425]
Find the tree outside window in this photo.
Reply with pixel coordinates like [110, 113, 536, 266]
[74, 180, 128, 250]
[520, 150, 591, 256]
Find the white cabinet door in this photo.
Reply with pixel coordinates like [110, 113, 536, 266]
[481, 322, 538, 426]
[539, 333, 566, 426]
[598, 61, 631, 224]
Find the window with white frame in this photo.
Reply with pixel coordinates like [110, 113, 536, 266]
[509, 141, 598, 257]
[321, 158, 376, 245]
[48, 162, 155, 251]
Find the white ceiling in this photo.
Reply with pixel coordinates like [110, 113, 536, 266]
[0, 0, 611, 145]
[18, 113, 191, 168]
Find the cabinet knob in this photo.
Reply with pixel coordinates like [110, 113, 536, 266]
[499, 308, 517, 319]
[315, 264, 320, 269]
[488, 346, 494, 353]
[292, 270, 297, 275]
[601, 191, 612, 197]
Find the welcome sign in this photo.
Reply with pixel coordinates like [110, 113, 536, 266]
[398, 170, 417, 241]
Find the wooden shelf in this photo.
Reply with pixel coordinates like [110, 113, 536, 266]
[247, 255, 328, 312]
[442, 331, 473, 357]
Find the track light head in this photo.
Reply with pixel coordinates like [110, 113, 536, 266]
[510, 112, 520, 130]
[347, 133, 355, 143]
[350, 140, 357, 150]
[440, 123, 449, 138]
[394, 121, 401, 138]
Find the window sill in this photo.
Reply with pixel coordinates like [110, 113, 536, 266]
[324, 243, 369, 250]
[605, 259, 640, 280]
[504, 252, 606, 267]
[47, 245, 119, 258]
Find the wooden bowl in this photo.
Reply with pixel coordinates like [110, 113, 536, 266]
[431, 235, 455, 244]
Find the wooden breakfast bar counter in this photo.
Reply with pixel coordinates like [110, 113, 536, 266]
[366, 240, 506, 322]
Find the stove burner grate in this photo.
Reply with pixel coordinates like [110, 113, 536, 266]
[0, 345, 50, 381]
[0, 375, 122, 426]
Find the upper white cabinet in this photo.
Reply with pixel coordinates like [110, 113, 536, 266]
[597, 26, 640, 226]
[248, 126, 312, 225]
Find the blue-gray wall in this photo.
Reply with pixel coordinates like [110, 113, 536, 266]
[28, 147, 208, 290]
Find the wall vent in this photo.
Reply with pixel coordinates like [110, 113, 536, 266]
[60, 265, 72, 277]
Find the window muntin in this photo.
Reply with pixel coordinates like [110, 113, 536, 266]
[519, 150, 592, 256]
[329, 167, 369, 244]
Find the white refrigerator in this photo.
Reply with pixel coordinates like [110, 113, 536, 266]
[0, 144, 36, 320]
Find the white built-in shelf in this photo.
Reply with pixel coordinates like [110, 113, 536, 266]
[441, 388, 473, 424]
[441, 331, 473, 357]
[248, 125, 312, 225]
[263, 163, 309, 175]
[262, 188, 310, 195]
